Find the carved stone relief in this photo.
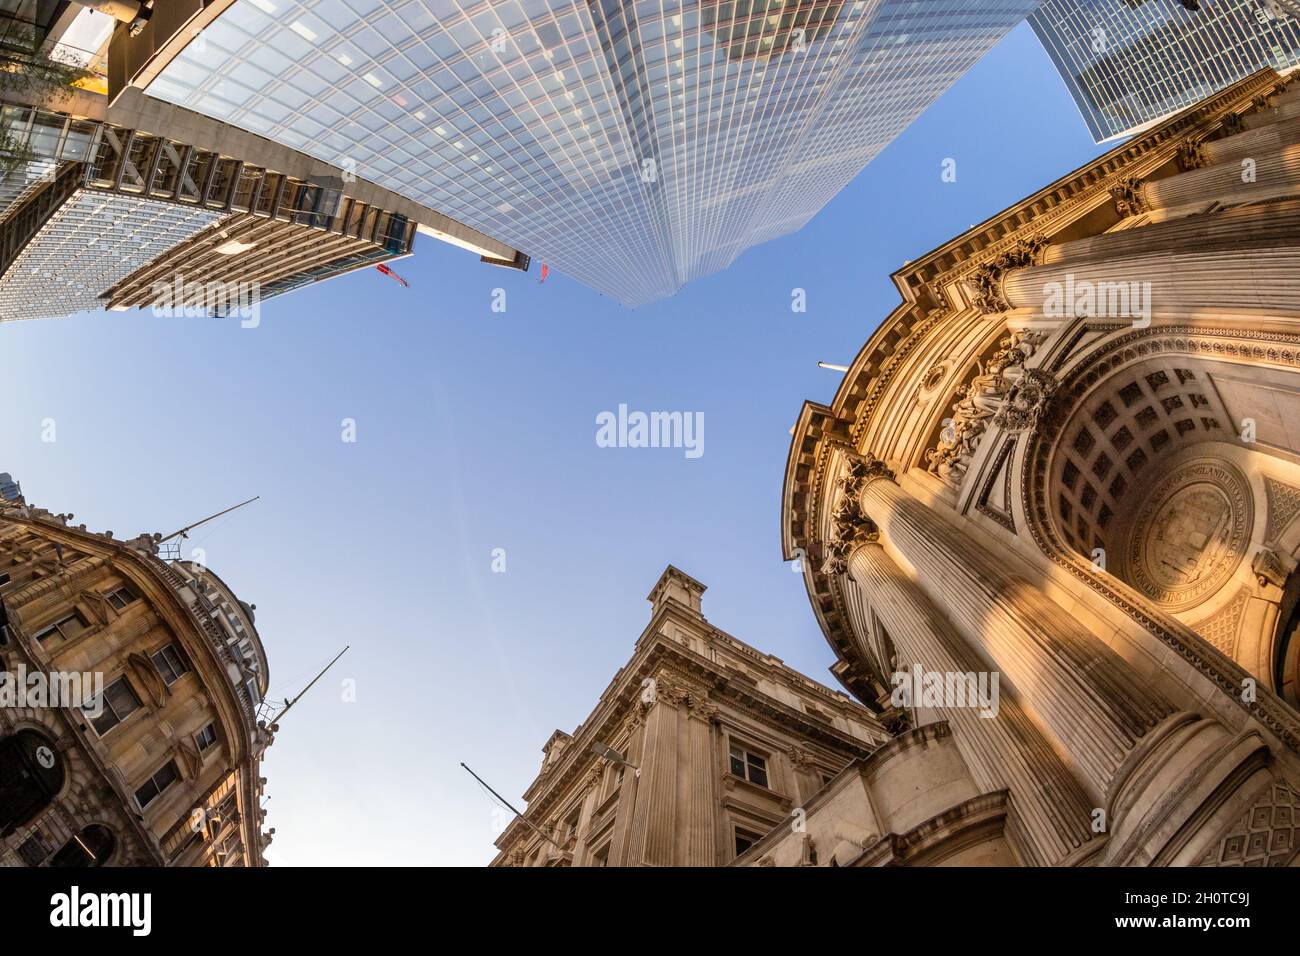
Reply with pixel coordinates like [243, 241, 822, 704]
[925, 331, 1046, 485]
[1122, 459, 1253, 613]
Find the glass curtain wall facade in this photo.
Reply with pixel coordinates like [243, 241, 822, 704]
[141, 0, 1040, 307]
[1030, 0, 1300, 142]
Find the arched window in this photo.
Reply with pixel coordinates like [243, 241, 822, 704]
[49, 824, 115, 867]
[0, 730, 65, 837]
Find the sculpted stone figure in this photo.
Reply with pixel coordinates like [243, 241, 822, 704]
[926, 331, 1046, 484]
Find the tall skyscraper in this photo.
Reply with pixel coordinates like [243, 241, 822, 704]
[0, 101, 422, 322]
[0, 473, 19, 501]
[115, 0, 1043, 307]
[1031, 0, 1300, 141]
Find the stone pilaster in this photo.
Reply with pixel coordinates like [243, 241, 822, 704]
[681, 701, 717, 866]
[623, 697, 678, 866]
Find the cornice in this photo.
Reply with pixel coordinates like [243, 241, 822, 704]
[497, 633, 883, 853]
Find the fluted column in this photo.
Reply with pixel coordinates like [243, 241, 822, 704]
[1239, 91, 1300, 131]
[1001, 245, 1300, 316]
[1205, 115, 1300, 165]
[1126, 142, 1300, 211]
[1039, 198, 1300, 266]
[845, 542, 1093, 865]
[856, 465, 1172, 799]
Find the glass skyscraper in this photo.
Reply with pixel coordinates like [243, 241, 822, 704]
[1031, 0, 1300, 142]
[138, 0, 1041, 307]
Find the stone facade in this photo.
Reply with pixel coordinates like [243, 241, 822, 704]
[490, 566, 888, 867]
[0, 499, 272, 866]
[783, 68, 1300, 867]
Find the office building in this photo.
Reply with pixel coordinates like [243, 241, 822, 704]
[114, 0, 1044, 306]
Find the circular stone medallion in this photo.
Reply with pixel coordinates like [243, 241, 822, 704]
[1125, 459, 1252, 612]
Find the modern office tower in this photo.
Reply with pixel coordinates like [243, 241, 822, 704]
[113, 0, 1043, 307]
[1031, 0, 1300, 141]
[783, 69, 1300, 867]
[0, 502, 272, 866]
[0, 473, 19, 501]
[0, 100, 422, 321]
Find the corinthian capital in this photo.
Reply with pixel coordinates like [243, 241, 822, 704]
[840, 449, 896, 492]
[1110, 176, 1150, 217]
[1178, 138, 1208, 171]
[968, 237, 1047, 314]
[822, 494, 880, 575]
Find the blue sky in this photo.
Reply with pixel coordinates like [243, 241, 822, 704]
[0, 22, 1112, 865]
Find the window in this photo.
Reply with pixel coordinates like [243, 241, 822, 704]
[134, 761, 179, 809]
[195, 723, 218, 752]
[734, 828, 762, 858]
[87, 676, 141, 736]
[33, 611, 87, 645]
[591, 843, 610, 867]
[0, 572, 10, 587]
[49, 825, 115, 867]
[17, 830, 50, 866]
[563, 807, 580, 845]
[105, 586, 136, 611]
[151, 644, 188, 685]
[728, 743, 769, 788]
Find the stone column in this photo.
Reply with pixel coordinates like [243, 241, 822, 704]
[844, 542, 1094, 865]
[1038, 198, 1300, 267]
[1103, 142, 1300, 216]
[854, 460, 1173, 800]
[1241, 86, 1300, 130]
[1000, 245, 1300, 317]
[1205, 116, 1300, 165]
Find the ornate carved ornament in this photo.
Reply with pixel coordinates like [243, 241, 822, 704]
[926, 331, 1046, 486]
[990, 368, 1058, 433]
[1123, 459, 1253, 612]
[821, 452, 894, 575]
[968, 236, 1048, 314]
[1110, 176, 1150, 217]
[126, 652, 167, 707]
[1018, 323, 1300, 754]
[1178, 138, 1208, 171]
[1252, 546, 1297, 591]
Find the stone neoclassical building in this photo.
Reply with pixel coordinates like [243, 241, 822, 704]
[782, 67, 1300, 867]
[0, 499, 273, 866]
[491, 566, 891, 867]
